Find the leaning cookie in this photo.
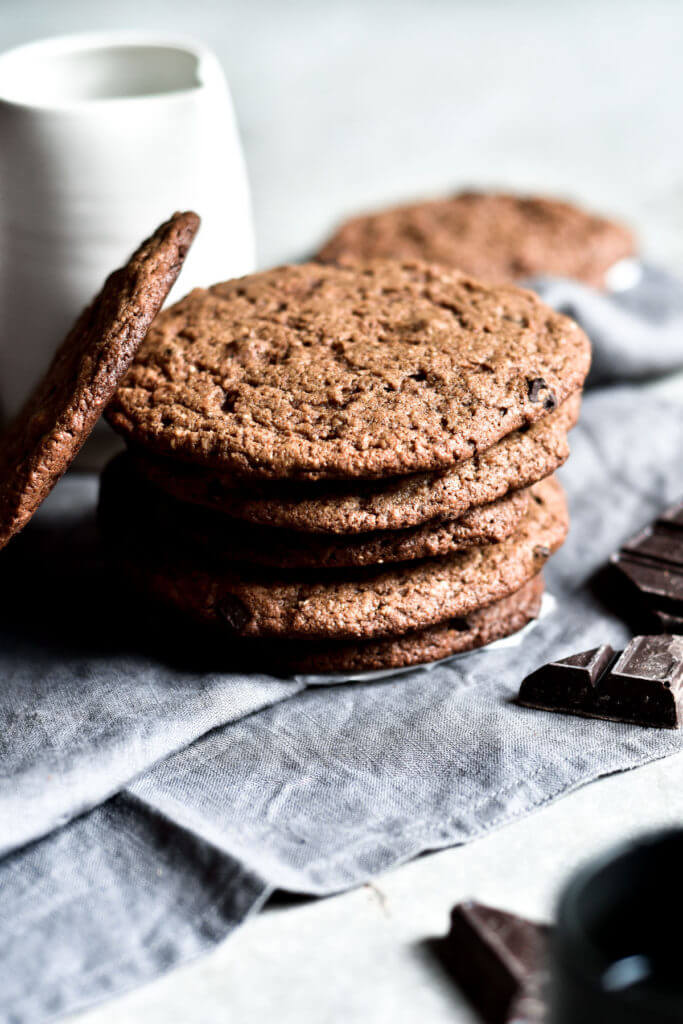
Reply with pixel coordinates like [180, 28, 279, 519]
[316, 191, 635, 289]
[0, 212, 199, 550]
[130, 391, 580, 534]
[106, 260, 590, 481]
[107, 477, 567, 641]
[99, 453, 531, 570]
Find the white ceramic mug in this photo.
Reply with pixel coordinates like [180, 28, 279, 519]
[0, 31, 255, 421]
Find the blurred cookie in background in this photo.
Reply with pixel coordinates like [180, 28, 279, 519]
[316, 191, 635, 289]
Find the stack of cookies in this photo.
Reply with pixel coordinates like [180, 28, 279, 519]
[100, 259, 590, 674]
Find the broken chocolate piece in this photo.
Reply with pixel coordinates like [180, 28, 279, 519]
[519, 645, 616, 712]
[613, 557, 683, 617]
[622, 527, 683, 569]
[612, 501, 683, 630]
[442, 902, 549, 1023]
[519, 635, 683, 728]
[652, 609, 683, 633]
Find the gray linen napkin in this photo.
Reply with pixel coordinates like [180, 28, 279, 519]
[0, 481, 303, 857]
[530, 263, 683, 384]
[2, 269, 683, 1023]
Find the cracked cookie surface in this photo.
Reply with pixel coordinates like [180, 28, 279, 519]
[107, 261, 590, 481]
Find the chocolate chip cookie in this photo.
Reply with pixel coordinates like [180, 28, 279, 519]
[0, 211, 199, 550]
[106, 261, 590, 481]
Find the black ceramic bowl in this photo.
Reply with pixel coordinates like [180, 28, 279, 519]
[551, 830, 683, 1023]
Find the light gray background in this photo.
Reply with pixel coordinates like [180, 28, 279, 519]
[2, 0, 682, 275]
[2, 1, 683, 1021]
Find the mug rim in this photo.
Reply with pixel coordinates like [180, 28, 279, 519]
[0, 30, 222, 111]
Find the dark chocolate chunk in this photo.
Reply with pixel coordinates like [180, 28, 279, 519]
[527, 377, 557, 410]
[218, 594, 252, 632]
[527, 377, 546, 402]
[442, 902, 549, 1023]
[519, 635, 683, 728]
[612, 555, 683, 617]
[652, 609, 683, 633]
[621, 527, 683, 569]
[603, 636, 683, 728]
[519, 645, 616, 712]
[612, 500, 683, 631]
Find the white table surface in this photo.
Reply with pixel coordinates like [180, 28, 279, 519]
[2, 1, 683, 1021]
